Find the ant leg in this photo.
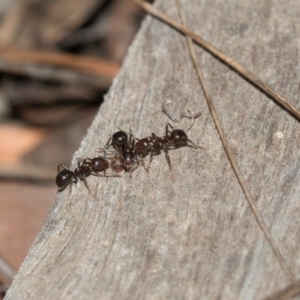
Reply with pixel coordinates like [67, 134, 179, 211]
[58, 164, 69, 172]
[64, 184, 73, 210]
[131, 136, 135, 149]
[103, 169, 109, 181]
[101, 137, 112, 157]
[83, 179, 96, 198]
[90, 171, 104, 178]
[165, 122, 174, 145]
[100, 137, 111, 156]
[76, 157, 83, 168]
[117, 127, 130, 134]
[129, 162, 139, 178]
[98, 149, 117, 159]
[164, 149, 172, 170]
[91, 171, 121, 178]
[146, 150, 155, 171]
[106, 173, 122, 178]
[104, 137, 112, 150]
[139, 156, 149, 173]
[117, 123, 133, 135]
[166, 122, 174, 134]
[80, 175, 96, 197]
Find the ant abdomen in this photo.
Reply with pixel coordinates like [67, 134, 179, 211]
[91, 157, 109, 171]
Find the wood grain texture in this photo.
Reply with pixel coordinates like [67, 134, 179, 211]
[5, 0, 300, 299]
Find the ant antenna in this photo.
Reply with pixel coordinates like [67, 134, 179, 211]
[82, 179, 96, 198]
[162, 101, 201, 130]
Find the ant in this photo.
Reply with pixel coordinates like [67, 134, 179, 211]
[102, 128, 139, 177]
[134, 122, 198, 171]
[56, 156, 117, 192]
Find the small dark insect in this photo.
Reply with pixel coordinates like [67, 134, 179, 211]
[56, 156, 116, 192]
[134, 123, 198, 170]
[102, 128, 140, 177]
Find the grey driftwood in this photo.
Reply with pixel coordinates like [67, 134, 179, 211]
[5, 0, 300, 299]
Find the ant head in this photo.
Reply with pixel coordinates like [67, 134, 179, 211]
[170, 129, 188, 146]
[56, 169, 73, 190]
[113, 131, 128, 148]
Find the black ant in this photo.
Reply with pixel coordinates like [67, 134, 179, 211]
[102, 128, 139, 177]
[134, 123, 198, 170]
[56, 156, 117, 192]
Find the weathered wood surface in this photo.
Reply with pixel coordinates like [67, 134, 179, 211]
[5, 0, 300, 299]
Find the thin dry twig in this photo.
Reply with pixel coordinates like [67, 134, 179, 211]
[135, 0, 300, 121]
[0, 44, 120, 79]
[175, 0, 295, 282]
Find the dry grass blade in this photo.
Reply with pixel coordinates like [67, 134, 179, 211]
[175, 0, 295, 282]
[135, 0, 300, 121]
